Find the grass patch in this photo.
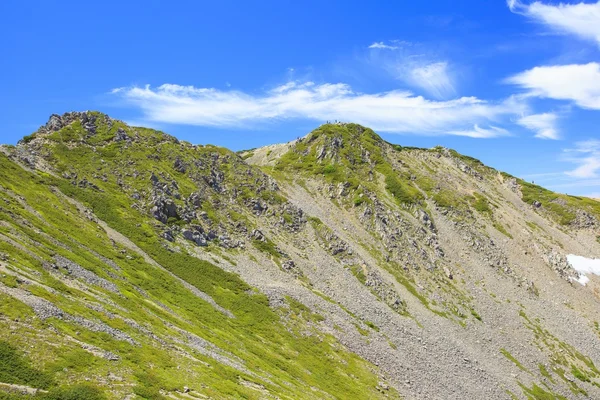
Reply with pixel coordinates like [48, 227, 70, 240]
[471, 193, 491, 214]
[42, 384, 106, 400]
[0, 341, 53, 389]
[470, 309, 482, 321]
[518, 180, 598, 225]
[385, 173, 423, 205]
[365, 320, 380, 332]
[433, 190, 464, 208]
[539, 364, 555, 384]
[493, 222, 513, 239]
[252, 238, 280, 259]
[349, 264, 367, 284]
[500, 348, 529, 372]
[571, 365, 591, 382]
[518, 382, 567, 400]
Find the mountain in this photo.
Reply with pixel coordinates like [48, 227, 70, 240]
[0, 112, 599, 399]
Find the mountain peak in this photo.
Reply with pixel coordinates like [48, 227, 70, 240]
[19, 111, 184, 148]
[40, 111, 112, 133]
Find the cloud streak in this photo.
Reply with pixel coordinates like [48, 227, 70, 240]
[564, 139, 600, 178]
[516, 112, 559, 139]
[368, 41, 398, 50]
[112, 82, 526, 138]
[366, 41, 457, 99]
[406, 61, 456, 99]
[508, 0, 600, 45]
[506, 63, 600, 109]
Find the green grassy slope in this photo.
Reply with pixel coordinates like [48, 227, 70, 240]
[0, 114, 398, 399]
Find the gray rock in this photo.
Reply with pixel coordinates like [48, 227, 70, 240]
[51, 256, 120, 294]
[114, 128, 129, 142]
[151, 196, 178, 223]
[182, 229, 207, 246]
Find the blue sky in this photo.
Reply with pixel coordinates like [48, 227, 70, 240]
[2, 1, 600, 197]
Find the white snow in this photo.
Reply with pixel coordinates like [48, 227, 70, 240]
[567, 254, 600, 286]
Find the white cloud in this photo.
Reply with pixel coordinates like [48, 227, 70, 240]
[446, 124, 510, 139]
[366, 41, 456, 98]
[383, 57, 456, 98]
[506, 63, 600, 109]
[516, 112, 559, 139]
[112, 82, 525, 137]
[508, 0, 600, 45]
[564, 139, 600, 178]
[368, 42, 398, 50]
[407, 62, 456, 100]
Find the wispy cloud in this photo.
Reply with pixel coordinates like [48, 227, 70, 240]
[564, 139, 600, 178]
[368, 41, 398, 50]
[407, 61, 456, 100]
[446, 124, 510, 139]
[506, 63, 600, 109]
[508, 0, 600, 45]
[516, 112, 559, 139]
[112, 82, 526, 137]
[366, 42, 457, 99]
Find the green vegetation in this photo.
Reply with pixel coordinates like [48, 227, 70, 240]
[433, 190, 464, 209]
[0, 274, 18, 288]
[470, 309, 482, 321]
[285, 296, 325, 323]
[572, 365, 591, 382]
[518, 179, 600, 225]
[252, 238, 280, 259]
[354, 323, 370, 336]
[500, 348, 529, 372]
[349, 264, 367, 284]
[240, 151, 254, 160]
[307, 216, 323, 226]
[275, 123, 424, 205]
[518, 382, 567, 400]
[493, 222, 513, 238]
[385, 173, 423, 205]
[365, 320, 380, 332]
[0, 118, 396, 399]
[470, 193, 491, 214]
[42, 385, 105, 400]
[539, 364, 555, 383]
[448, 149, 486, 170]
[4, 112, 600, 398]
[519, 310, 599, 395]
[0, 341, 53, 389]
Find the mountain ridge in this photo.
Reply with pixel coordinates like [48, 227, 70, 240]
[0, 111, 599, 399]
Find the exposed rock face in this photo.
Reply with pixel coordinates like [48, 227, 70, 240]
[38, 111, 107, 136]
[182, 228, 207, 246]
[151, 196, 178, 223]
[45, 114, 64, 132]
[574, 209, 597, 229]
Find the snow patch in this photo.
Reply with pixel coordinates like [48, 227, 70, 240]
[567, 254, 600, 286]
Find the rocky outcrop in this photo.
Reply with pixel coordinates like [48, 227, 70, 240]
[545, 251, 580, 282]
[182, 227, 208, 247]
[151, 195, 178, 223]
